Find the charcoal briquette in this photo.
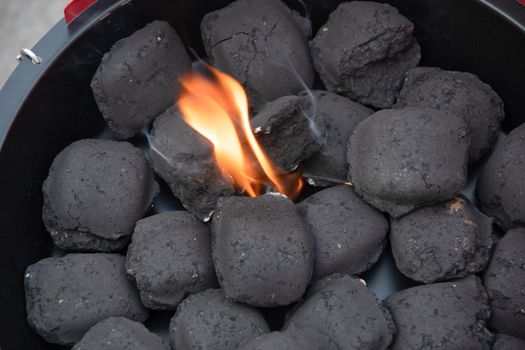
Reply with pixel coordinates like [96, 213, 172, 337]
[42, 139, 158, 251]
[72, 317, 166, 350]
[384, 275, 493, 350]
[483, 228, 525, 339]
[310, 1, 420, 109]
[238, 330, 330, 350]
[348, 107, 469, 217]
[91, 21, 191, 139]
[126, 211, 217, 310]
[297, 185, 388, 280]
[211, 194, 314, 307]
[284, 274, 396, 350]
[24, 254, 148, 345]
[201, 0, 314, 110]
[169, 289, 269, 350]
[390, 196, 494, 283]
[493, 334, 525, 350]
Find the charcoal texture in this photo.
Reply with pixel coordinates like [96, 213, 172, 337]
[302, 91, 373, 185]
[24, 254, 148, 345]
[251, 95, 326, 171]
[150, 106, 234, 221]
[169, 289, 269, 350]
[483, 228, 525, 339]
[348, 107, 469, 217]
[72, 317, 166, 350]
[477, 124, 525, 230]
[201, 0, 314, 110]
[284, 274, 396, 350]
[211, 194, 314, 307]
[238, 330, 329, 350]
[126, 211, 217, 310]
[385, 275, 493, 350]
[390, 196, 494, 283]
[42, 139, 158, 251]
[91, 21, 191, 139]
[310, 1, 420, 109]
[395, 67, 504, 164]
[493, 334, 525, 350]
[297, 185, 388, 280]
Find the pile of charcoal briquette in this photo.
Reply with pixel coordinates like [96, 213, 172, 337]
[24, 0, 525, 349]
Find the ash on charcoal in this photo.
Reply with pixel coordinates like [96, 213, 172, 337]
[91, 21, 191, 139]
[395, 67, 504, 164]
[149, 105, 234, 221]
[310, 1, 420, 109]
[72, 317, 166, 350]
[239, 330, 330, 350]
[297, 185, 388, 280]
[284, 274, 395, 350]
[483, 228, 525, 339]
[477, 124, 525, 231]
[348, 107, 469, 217]
[169, 289, 269, 350]
[493, 334, 525, 350]
[42, 139, 158, 252]
[24, 254, 148, 345]
[390, 196, 494, 283]
[201, 0, 314, 110]
[125, 211, 217, 310]
[251, 95, 326, 171]
[384, 275, 493, 350]
[211, 194, 314, 307]
[301, 91, 373, 186]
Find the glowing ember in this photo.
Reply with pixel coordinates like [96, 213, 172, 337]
[177, 64, 303, 199]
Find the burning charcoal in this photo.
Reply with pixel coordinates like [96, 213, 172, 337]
[211, 194, 314, 307]
[251, 95, 326, 171]
[483, 228, 525, 339]
[239, 330, 330, 350]
[72, 317, 166, 350]
[91, 21, 191, 139]
[476, 124, 525, 230]
[384, 275, 493, 350]
[24, 254, 148, 345]
[297, 185, 388, 280]
[284, 274, 395, 350]
[493, 334, 525, 350]
[42, 139, 158, 252]
[169, 289, 269, 350]
[302, 91, 373, 186]
[201, 0, 314, 110]
[310, 1, 420, 109]
[126, 211, 217, 310]
[348, 107, 469, 217]
[149, 106, 234, 221]
[395, 67, 505, 164]
[390, 196, 494, 283]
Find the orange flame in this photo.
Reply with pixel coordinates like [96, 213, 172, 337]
[177, 64, 303, 199]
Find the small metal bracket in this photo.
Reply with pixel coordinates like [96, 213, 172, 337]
[16, 49, 42, 65]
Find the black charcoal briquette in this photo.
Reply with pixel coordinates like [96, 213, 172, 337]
[483, 228, 525, 339]
[284, 274, 396, 350]
[390, 196, 494, 283]
[395, 67, 504, 163]
[212, 194, 314, 307]
[251, 95, 326, 171]
[42, 139, 158, 252]
[201, 0, 314, 109]
[169, 289, 269, 350]
[384, 275, 493, 350]
[310, 1, 420, 108]
[91, 21, 191, 139]
[297, 185, 388, 280]
[477, 124, 525, 231]
[348, 107, 469, 217]
[72, 317, 166, 350]
[149, 106, 234, 221]
[126, 211, 217, 310]
[493, 334, 525, 350]
[238, 330, 330, 350]
[24, 254, 148, 345]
